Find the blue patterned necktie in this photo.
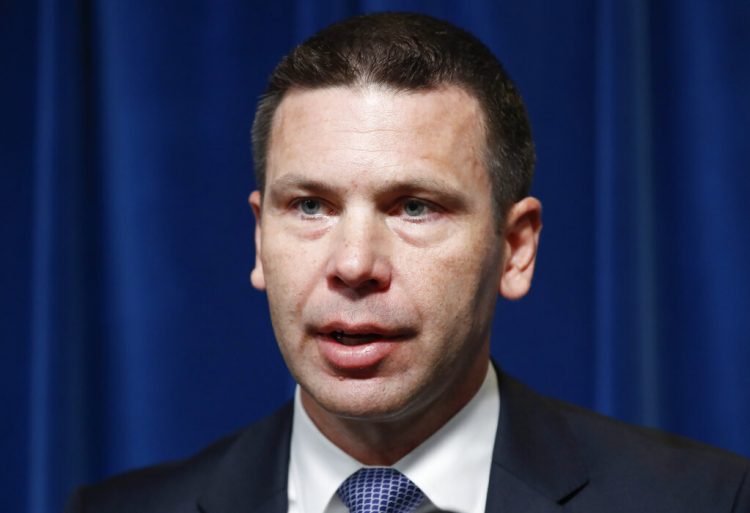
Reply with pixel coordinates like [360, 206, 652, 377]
[337, 467, 426, 513]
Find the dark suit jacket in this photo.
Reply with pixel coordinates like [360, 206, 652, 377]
[65, 372, 750, 512]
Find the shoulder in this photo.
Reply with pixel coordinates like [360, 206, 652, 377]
[513, 377, 750, 511]
[560, 393, 746, 460]
[554, 396, 748, 471]
[560, 399, 750, 511]
[64, 402, 293, 513]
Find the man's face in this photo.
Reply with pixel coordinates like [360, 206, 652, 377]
[251, 85, 507, 426]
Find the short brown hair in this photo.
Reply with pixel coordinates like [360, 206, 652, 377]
[251, 12, 535, 220]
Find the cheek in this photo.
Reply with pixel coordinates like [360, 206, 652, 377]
[262, 240, 304, 309]
[402, 238, 500, 325]
[261, 234, 329, 314]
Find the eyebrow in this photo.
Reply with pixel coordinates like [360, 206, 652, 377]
[267, 174, 336, 197]
[267, 173, 465, 198]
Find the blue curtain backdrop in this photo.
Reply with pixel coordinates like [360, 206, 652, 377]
[3, 1, 749, 512]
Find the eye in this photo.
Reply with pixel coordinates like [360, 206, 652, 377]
[402, 199, 429, 217]
[296, 198, 323, 216]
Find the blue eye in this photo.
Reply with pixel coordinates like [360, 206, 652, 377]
[298, 198, 321, 215]
[403, 199, 427, 217]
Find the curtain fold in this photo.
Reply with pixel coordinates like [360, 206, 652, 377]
[29, 2, 104, 512]
[593, 0, 661, 424]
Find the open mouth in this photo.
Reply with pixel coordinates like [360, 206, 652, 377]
[329, 331, 384, 345]
[314, 324, 413, 370]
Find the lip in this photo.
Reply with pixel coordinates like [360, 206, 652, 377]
[312, 322, 414, 372]
[316, 321, 408, 339]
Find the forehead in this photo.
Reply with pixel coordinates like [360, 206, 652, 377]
[274, 82, 483, 128]
[265, 85, 489, 193]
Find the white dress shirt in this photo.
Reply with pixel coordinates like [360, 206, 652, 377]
[288, 365, 500, 513]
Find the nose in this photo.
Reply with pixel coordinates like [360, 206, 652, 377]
[326, 211, 391, 294]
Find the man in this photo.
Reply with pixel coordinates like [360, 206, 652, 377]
[65, 12, 749, 513]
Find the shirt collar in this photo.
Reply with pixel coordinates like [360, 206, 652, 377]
[289, 365, 500, 513]
[289, 386, 362, 513]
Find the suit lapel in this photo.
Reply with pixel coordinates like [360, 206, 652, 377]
[195, 370, 589, 513]
[197, 403, 293, 513]
[486, 370, 589, 512]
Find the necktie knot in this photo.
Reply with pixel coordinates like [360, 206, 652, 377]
[337, 467, 425, 513]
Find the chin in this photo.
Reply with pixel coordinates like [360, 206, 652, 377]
[303, 374, 433, 422]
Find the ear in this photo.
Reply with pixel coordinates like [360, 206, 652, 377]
[249, 190, 266, 291]
[498, 197, 542, 300]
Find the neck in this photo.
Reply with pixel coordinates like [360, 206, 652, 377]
[300, 358, 489, 465]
